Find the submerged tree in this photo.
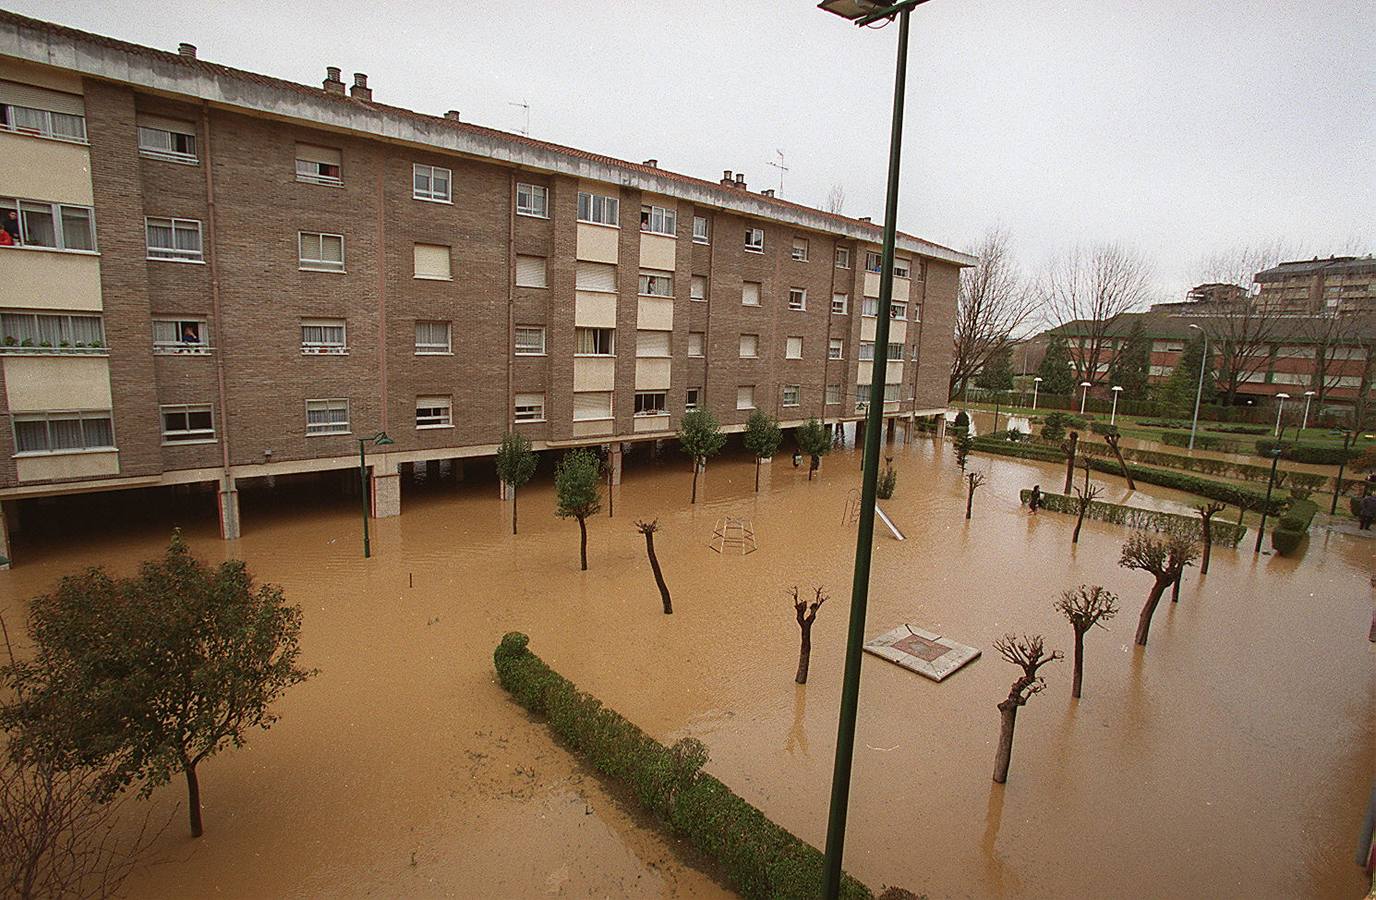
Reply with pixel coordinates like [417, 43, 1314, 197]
[678, 409, 726, 504]
[790, 586, 827, 685]
[1062, 430, 1080, 494]
[0, 533, 313, 838]
[965, 471, 987, 520]
[1071, 481, 1103, 544]
[554, 448, 603, 571]
[795, 418, 832, 481]
[495, 431, 538, 535]
[1098, 424, 1136, 490]
[634, 520, 672, 614]
[1118, 531, 1200, 646]
[1195, 501, 1226, 575]
[991, 633, 1061, 784]
[877, 455, 898, 500]
[1053, 585, 1119, 699]
[742, 410, 783, 492]
[954, 431, 973, 471]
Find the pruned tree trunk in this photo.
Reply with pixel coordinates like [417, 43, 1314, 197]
[809, 455, 819, 481]
[1063, 432, 1079, 494]
[577, 517, 588, 571]
[966, 485, 975, 519]
[1134, 578, 1171, 646]
[1171, 567, 1182, 603]
[792, 587, 826, 685]
[754, 457, 761, 492]
[795, 619, 814, 684]
[1106, 435, 1135, 490]
[185, 762, 203, 838]
[638, 522, 672, 614]
[1073, 505, 1087, 543]
[1070, 630, 1085, 699]
[691, 458, 700, 504]
[992, 702, 1018, 784]
[511, 485, 518, 535]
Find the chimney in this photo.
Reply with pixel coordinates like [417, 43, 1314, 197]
[350, 73, 371, 101]
[762, 189, 775, 197]
[323, 66, 345, 94]
[444, 110, 461, 121]
[642, 158, 658, 168]
[721, 169, 734, 186]
[858, 216, 872, 223]
[734, 172, 746, 189]
[178, 43, 197, 59]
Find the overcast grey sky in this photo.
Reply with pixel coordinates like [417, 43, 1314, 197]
[18, 0, 1374, 300]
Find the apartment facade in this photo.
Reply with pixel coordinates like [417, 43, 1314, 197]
[1254, 256, 1376, 316]
[0, 12, 973, 562]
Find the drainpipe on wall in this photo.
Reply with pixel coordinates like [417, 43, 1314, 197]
[200, 102, 237, 538]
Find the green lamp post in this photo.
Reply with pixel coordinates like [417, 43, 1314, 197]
[358, 431, 394, 558]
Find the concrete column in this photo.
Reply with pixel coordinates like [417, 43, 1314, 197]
[426, 459, 442, 481]
[499, 479, 510, 500]
[2, 499, 20, 537]
[0, 501, 11, 569]
[217, 475, 241, 540]
[936, 415, 948, 439]
[400, 461, 416, 482]
[453, 459, 465, 482]
[609, 443, 623, 486]
[371, 470, 401, 518]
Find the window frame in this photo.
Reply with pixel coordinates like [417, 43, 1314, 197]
[137, 124, 197, 164]
[1, 199, 98, 253]
[690, 275, 707, 302]
[577, 191, 620, 227]
[514, 325, 547, 356]
[890, 301, 908, 321]
[692, 215, 710, 244]
[515, 182, 549, 218]
[744, 227, 765, 253]
[688, 331, 705, 358]
[415, 395, 454, 430]
[1, 310, 105, 354]
[572, 391, 614, 421]
[144, 215, 201, 262]
[832, 293, 849, 315]
[298, 231, 345, 272]
[782, 384, 801, 407]
[514, 392, 547, 423]
[412, 242, 453, 281]
[574, 327, 615, 357]
[304, 398, 351, 436]
[639, 204, 677, 237]
[862, 297, 879, 317]
[736, 385, 756, 411]
[739, 333, 760, 359]
[825, 383, 841, 406]
[300, 318, 348, 355]
[785, 336, 803, 360]
[633, 391, 669, 417]
[834, 247, 851, 269]
[685, 387, 702, 411]
[1, 104, 87, 144]
[152, 318, 210, 355]
[788, 288, 807, 311]
[295, 157, 342, 186]
[742, 282, 761, 307]
[12, 410, 115, 456]
[414, 320, 452, 355]
[865, 251, 883, 274]
[638, 270, 674, 298]
[893, 258, 911, 279]
[828, 338, 844, 360]
[160, 403, 216, 444]
[790, 238, 809, 262]
[412, 163, 453, 203]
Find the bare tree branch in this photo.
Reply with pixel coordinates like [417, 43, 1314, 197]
[1039, 243, 1156, 386]
[950, 227, 1038, 397]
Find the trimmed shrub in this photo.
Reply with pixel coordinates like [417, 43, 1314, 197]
[970, 437, 1066, 464]
[1160, 431, 1241, 452]
[1271, 529, 1304, 555]
[1137, 419, 1191, 429]
[1019, 489, 1244, 546]
[1255, 440, 1360, 465]
[877, 466, 898, 500]
[1271, 497, 1318, 557]
[1084, 456, 1284, 513]
[493, 633, 874, 900]
[1206, 424, 1269, 435]
[1040, 412, 1068, 443]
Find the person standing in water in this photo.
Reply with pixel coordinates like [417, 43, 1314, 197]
[1028, 484, 1042, 514]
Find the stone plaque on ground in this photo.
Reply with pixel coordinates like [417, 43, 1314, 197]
[863, 625, 980, 682]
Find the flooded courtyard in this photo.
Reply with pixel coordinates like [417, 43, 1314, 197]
[1, 430, 1371, 898]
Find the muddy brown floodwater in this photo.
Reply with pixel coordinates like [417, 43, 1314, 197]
[1, 430, 1372, 898]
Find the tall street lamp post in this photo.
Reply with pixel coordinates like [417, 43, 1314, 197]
[1301, 389, 1315, 433]
[358, 430, 394, 558]
[816, 2, 932, 895]
[1330, 427, 1357, 516]
[1032, 375, 1042, 411]
[1110, 385, 1122, 425]
[1254, 447, 1283, 553]
[1187, 323, 1208, 451]
[1078, 381, 1092, 415]
[1273, 392, 1290, 438]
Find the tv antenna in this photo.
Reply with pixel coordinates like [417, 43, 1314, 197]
[508, 100, 530, 136]
[767, 149, 789, 195]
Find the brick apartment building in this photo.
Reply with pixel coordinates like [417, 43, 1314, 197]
[0, 12, 973, 562]
[1254, 256, 1376, 315]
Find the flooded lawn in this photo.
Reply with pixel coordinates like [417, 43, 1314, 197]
[1, 431, 1370, 898]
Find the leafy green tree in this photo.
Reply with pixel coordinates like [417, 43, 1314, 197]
[1107, 318, 1151, 396]
[1156, 332, 1215, 414]
[795, 418, 831, 481]
[0, 533, 313, 838]
[742, 411, 783, 492]
[975, 346, 1015, 390]
[953, 431, 973, 470]
[1040, 411, 1068, 443]
[1035, 334, 1076, 395]
[554, 448, 602, 571]
[677, 409, 726, 504]
[495, 432, 538, 534]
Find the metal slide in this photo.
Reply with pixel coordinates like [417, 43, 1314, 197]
[874, 505, 906, 541]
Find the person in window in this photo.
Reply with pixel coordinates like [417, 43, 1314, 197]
[1, 210, 19, 244]
[181, 323, 201, 345]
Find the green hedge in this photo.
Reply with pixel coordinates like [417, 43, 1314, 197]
[1207, 424, 1269, 435]
[493, 633, 873, 900]
[970, 437, 1066, 463]
[1160, 431, 1242, 453]
[1255, 440, 1360, 465]
[1020, 490, 1245, 546]
[1271, 498, 1318, 557]
[1079, 441, 1329, 492]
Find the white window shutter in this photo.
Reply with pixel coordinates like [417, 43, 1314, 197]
[576, 262, 617, 292]
[516, 255, 547, 288]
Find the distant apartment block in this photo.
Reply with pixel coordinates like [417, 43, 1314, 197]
[0, 12, 973, 560]
[1254, 256, 1376, 315]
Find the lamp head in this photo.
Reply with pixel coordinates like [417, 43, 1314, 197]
[1276, 393, 1290, 400]
[1034, 376, 1043, 383]
[1112, 385, 1122, 392]
[1079, 381, 1092, 388]
[372, 431, 394, 446]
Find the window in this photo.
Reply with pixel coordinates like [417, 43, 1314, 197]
[1, 311, 103, 352]
[692, 215, 710, 244]
[739, 334, 759, 358]
[742, 282, 761, 307]
[862, 297, 879, 317]
[865, 251, 883, 274]
[573, 391, 613, 420]
[161, 404, 214, 443]
[829, 338, 843, 360]
[891, 301, 908, 320]
[416, 396, 453, 429]
[146, 216, 210, 261]
[575, 261, 617, 292]
[514, 254, 548, 287]
[791, 238, 809, 262]
[825, 383, 841, 405]
[637, 330, 670, 358]
[893, 258, 911, 279]
[744, 227, 764, 253]
[413, 164, 452, 202]
[1, 200, 97, 251]
[835, 247, 851, 269]
[788, 288, 807, 311]
[782, 384, 800, 407]
[575, 327, 615, 356]
[855, 384, 871, 409]
[785, 336, 803, 359]
[305, 399, 350, 435]
[912, 304, 921, 323]
[691, 275, 707, 302]
[516, 182, 548, 218]
[859, 342, 875, 361]
[413, 243, 451, 280]
[888, 342, 904, 359]
[634, 391, 668, 416]
[153, 318, 209, 354]
[832, 293, 849, 315]
[13, 411, 114, 454]
[638, 270, 673, 297]
[515, 325, 546, 355]
[299, 232, 344, 271]
[301, 319, 347, 354]
[514, 392, 546, 422]
[138, 120, 197, 164]
[640, 205, 677, 236]
[736, 386, 755, 410]
[577, 191, 619, 226]
[415, 320, 451, 354]
[295, 144, 341, 185]
[685, 387, 702, 411]
[0, 82, 86, 143]
[688, 332, 705, 357]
